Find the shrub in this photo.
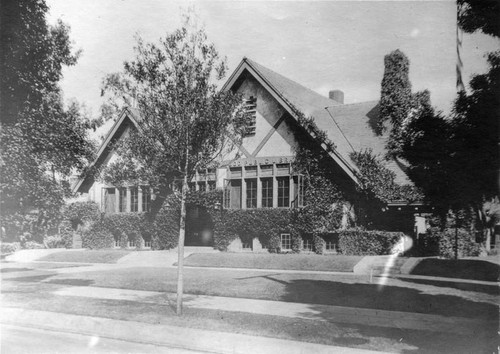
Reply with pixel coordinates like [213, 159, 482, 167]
[82, 220, 114, 249]
[23, 241, 45, 249]
[44, 235, 64, 248]
[63, 201, 101, 230]
[213, 208, 293, 252]
[1, 242, 20, 254]
[152, 202, 180, 250]
[313, 234, 325, 255]
[59, 220, 74, 249]
[338, 229, 404, 255]
[267, 234, 281, 253]
[436, 228, 481, 259]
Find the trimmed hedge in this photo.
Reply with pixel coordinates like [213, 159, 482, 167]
[417, 227, 480, 258]
[338, 229, 404, 255]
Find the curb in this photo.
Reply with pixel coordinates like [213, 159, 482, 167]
[1, 308, 387, 354]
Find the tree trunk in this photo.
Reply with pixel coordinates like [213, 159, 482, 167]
[176, 172, 188, 315]
[176, 147, 190, 315]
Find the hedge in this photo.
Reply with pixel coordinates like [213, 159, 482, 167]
[416, 227, 480, 258]
[338, 229, 404, 255]
[213, 208, 294, 251]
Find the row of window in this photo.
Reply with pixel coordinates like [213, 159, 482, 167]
[223, 175, 304, 209]
[102, 186, 151, 214]
[280, 234, 337, 252]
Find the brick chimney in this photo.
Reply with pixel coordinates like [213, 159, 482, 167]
[329, 90, 344, 104]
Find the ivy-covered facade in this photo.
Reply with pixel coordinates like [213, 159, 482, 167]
[73, 58, 424, 252]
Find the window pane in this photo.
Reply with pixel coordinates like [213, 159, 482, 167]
[277, 177, 290, 207]
[281, 233, 291, 250]
[130, 187, 138, 212]
[142, 187, 151, 212]
[261, 178, 273, 208]
[119, 188, 127, 212]
[246, 179, 257, 208]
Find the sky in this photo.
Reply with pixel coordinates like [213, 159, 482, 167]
[47, 0, 499, 118]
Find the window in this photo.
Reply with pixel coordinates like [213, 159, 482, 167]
[103, 188, 116, 213]
[118, 188, 127, 212]
[207, 181, 216, 191]
[142, 187, 151, 212]
[277, 177, 290, 207]
[246, 179, 257, 208]
[130, 187, 138, 212]
[303, 238, 312, 251]
[198, 182, 206, 192]
[188, 182, 196, 192]
[261, 178, 273, 208]
[293, 175, 305, 208]
[244, 96, 257, 137]
[281, 233, 291, 251]
[223, 180, 231, 209]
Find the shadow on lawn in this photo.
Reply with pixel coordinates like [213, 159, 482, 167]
[279, 279, 497, 319]
[410, 259, 500, 282]
[280, 278, 498, 353]
[399, 278, 500, 296]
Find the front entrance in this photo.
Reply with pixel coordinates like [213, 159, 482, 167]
[185, 206, 214, 246]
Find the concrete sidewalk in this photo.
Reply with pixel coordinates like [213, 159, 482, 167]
[1, 307, 386, 354]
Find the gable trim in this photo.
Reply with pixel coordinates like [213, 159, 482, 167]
[223, 59, 359, 185]
[72, 108, 140, 194]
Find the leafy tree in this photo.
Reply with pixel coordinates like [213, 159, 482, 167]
[0, 0, 95, 241]
[398, 1, 500, 252]
[378, 50, 412, 138]
[101, 16, 246, 314]
[458, 0, 500, 38]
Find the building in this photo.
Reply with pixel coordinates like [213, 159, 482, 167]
[73, 57, 424, 250]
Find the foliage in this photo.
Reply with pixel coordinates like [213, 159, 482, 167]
[458, 0, 500, 38]
[63, 201, 101, 230]
[1, 242, 21, 254]
[424, 227, 480, 259]
[58, 220, 74, 249]
[44, 235, 64, 249]
[152, 199, 181, 250]
[350, 149, 422, 204]
[82, 220, 114, 249]
[0, 0, 96, 242]
[338, 229, 404, 256]
[23, 241, 45, 250]
[313, 234, 326, 255]
[378, 49, 412, 139]
[100, 16, 247, 196]
[292, 112, 349, 232]
[213, 208, 293, 251]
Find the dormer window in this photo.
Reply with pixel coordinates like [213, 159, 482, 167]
[244, 96, 257, 137]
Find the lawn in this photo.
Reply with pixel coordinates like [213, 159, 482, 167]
[4, 281, 495, 353]
[410, 258, 500, 282]
[183, 252, 362, 272]
[16, 266, 497, 320]
[37, 250, 131, 264]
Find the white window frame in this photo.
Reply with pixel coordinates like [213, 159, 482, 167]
[280, 233, 292, 251]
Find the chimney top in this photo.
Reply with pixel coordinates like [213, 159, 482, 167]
[329, 90, 344, 104]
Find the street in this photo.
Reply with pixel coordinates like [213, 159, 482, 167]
[1, 324, 205, 354]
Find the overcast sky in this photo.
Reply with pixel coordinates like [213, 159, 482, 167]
[47, 0, 499, 117]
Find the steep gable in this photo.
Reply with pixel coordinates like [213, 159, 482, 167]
[224, 58, 410, 185]
[73, 108, 140, 194]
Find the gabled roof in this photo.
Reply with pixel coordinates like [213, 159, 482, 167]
[74, 57, 410, 194]
[72, 107, 140, 193]
[224, 58, 410, 185]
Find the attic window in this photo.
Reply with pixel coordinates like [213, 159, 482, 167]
[244, 96, 257, 137]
